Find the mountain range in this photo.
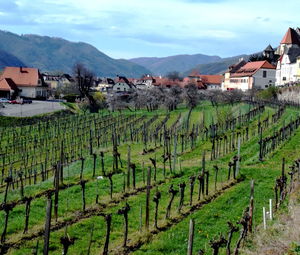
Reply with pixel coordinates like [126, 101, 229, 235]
[129, 54, 250, 76]
[129, 54, 222, 76]
[0, 49, 25, 70]
[0, 29, 251, 78]
[0, 30, 151, 77]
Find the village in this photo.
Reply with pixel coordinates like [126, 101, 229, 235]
[0, 27, 299, 105]
[0, 0, 300, 251]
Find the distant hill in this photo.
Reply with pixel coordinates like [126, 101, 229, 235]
[129, 54, 222, 76]
[182, 54, 250, 76]
[0, 30, 151, 77]
[0, 49, 25, 70]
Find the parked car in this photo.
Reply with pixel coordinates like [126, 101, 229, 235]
[0, 98, 10, 104]
[22, 99, 32, 104]
[9, 100, 21, 104]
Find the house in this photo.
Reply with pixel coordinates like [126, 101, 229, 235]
[135, 75, 155, 89]
[188, 70, 222, 89]
[0, 78, 19, 99]
[222, 59, 247, 91]
[112, 76, 135, 92]
[275, 27, 300, 86]
[95, 78, 115, 93]
[42, 73, 74, 90]
[222, 60, 276, 91]
[1, 67, 48, 98]
[198, 75, 222, 90]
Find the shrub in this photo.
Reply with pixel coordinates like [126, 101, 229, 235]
[63, 94, 79, 102]
[257, 86, 279, 100]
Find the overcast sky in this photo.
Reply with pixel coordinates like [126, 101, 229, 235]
[0, 0, 298, 59]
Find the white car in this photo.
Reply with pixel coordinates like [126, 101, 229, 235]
[0, 98, 10, 104]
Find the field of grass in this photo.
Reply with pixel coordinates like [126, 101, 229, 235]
[0, 102, 299, 255]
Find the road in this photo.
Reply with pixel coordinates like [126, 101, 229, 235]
[0, 101, 66, 117]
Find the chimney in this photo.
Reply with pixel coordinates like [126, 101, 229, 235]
[20, 66, 23, 73]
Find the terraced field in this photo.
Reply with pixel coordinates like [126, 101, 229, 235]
[0, 101, 299, 254]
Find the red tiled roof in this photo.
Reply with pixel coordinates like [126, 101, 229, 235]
[280, 27, 300, 45]
[1, 67, 40, 87]
[0, 78, 18, 91]
[199, 75, 222, 85]
[231, 61, 275, 77]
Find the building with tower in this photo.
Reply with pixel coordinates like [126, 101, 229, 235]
[275, 27, 300, 85]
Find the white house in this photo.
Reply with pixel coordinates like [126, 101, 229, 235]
[135, 75, 155, 89]
[95, 78, 115, 93]
[275, 27, 300, 86]
[112, 76, 135, 92]
[222, 60, 276, 91]
[0, 67, 48, 98]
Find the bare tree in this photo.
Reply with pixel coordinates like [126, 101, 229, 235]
[223, 90, 244, 105]
[164, 85, 182, 111]
[166, 71, 182, 81]
[73, 63, 99, 112]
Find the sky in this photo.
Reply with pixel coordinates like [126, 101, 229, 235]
[0, 0, 299, 59]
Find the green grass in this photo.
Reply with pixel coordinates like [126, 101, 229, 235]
[1, 103, 299, 254]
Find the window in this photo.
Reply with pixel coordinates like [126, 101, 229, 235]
[263, 71, 267, 78]
[283, 77, 286, 81]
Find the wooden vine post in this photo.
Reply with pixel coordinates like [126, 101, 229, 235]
[80, 180, 88, 212]
[153, 191, 161, 230]
[189, 176, 195, 206]
[187, 219, 194, 255]
[43, 192, 53, 255]
[1, 204, 14, 244]
[92, 153, 97, 177]
[145, 167, 151, 231]
[127, 146, 131, 190]
[102, 214, 112, 255]
[165, 184, 178, 219]
[178, 182, 186, 213]
[100, 152, 106, 176]
[248, 180, 254, 233]
[117, 203, 130, 248]
[23, 197, 32, 234]
[226, 222, 239, 255]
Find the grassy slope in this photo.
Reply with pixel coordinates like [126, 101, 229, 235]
[2, 104, 299, 254]
[134, 108, 300, 255]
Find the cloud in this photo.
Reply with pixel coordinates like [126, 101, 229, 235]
[0, 0, 299, 58]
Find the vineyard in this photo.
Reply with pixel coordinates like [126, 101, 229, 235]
[0, 100, 299, 255]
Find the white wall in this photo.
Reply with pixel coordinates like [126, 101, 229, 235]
[20, 87, 36, 98]
[253, 69, 276, 89]
[19, 87, 47, 98]
[276, 61, 297, 85]
[225, 77, 251, 91]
